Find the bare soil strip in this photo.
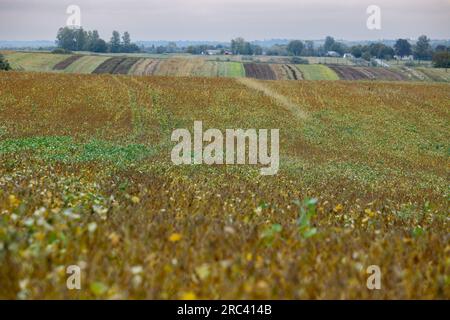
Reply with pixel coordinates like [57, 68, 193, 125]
[270, 64, 303, 80]
[329, 65, 409, 81]
[112, 58, 141, 74]
[93, 57, 127, 74]
[243, 63, 277, 80]
[237, 77, 308, 120]
[328, 65, 369, 80]
[129, 59, 161, 75]
[52, 55, 83, 70]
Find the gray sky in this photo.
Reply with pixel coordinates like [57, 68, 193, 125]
[0, 0, 449, 41]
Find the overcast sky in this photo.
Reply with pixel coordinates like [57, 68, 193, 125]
[0, 0, 449, 41]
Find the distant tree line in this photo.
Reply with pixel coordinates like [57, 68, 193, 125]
[56, 27, 140, 53]
[230, 38, 263, 55]
[275, 35, 449, 68]
[142, 38, 264, 56]
[54, 27, 450, 68]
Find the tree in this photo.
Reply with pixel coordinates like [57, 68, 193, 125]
[0, 54, 11, 71]
[351, 45, 363, 58]
[231, 37, 246, 55]
[330, 42, 347, 55]
[56, 27, 87, 51]
[432, 51, 450, 68]
[85, 30, 99, 51]
[266, 44, 288, 56]
[435, 45, 448, 52]
[74, 28, 87, 51]
[304, 41, 315, 56]
[251, 45, 263, 55]
[324, 36, 335, 52]
[287, 40, 305, 56]
[110, 31, 121, 53]
[362, 52, 372, 61]
[56, 27, 77, 51]
[368, 43, 394, 59]
[167, 42, 178, 53]
[394, 39, 412, 57]
[414, 35, 432, 60]
[230, 38, 258, 55]
[242, 42, 252, 55]
[92, 39, 107, 53]
[122, 31, 131, 52]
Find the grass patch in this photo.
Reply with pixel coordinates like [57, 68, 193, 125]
[4, 52, 70, 72]
[218, 62, 245, 77]
[296, 64, 340, 80]
[0, 136, 156, 166]
[64, 55, 110, 74]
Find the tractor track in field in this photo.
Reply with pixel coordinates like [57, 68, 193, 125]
[237, 77, 308, 120]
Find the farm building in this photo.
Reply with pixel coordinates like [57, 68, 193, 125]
[326, 51, 341, 57]
[394, 55, 414, 61]
[205, 49, 221, 55]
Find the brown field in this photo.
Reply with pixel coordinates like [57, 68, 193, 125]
[53, 55, 83, 71]
[128, 58, 161, 75]
[329, 65, 409, 81]
[328, 65, 373, 80]
[93, 57, 127, 74]
[112, 58, 141, 74]
[358, 67, 408, 81]
[244, 63, 277, 80]
[271, 64, 303, 80]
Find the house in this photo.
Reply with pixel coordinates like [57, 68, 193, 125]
[326, 51, 341, 57]
[206, 49, 221, 55]
[343, 53, 354, 59]
[394, 55, 414, 61]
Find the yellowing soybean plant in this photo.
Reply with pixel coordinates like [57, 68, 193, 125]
[0, 71, 449, 299]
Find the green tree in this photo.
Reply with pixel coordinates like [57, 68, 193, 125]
[231, 37, 246, 55]
[432, 51, 450, 68]
[110, 31, 121, 53]
[351, 45, 363, 58]
[0, 54, 11, 71]
[56, 27, 76, 51]
[287, 40, 305, 56]
[122, 31, 131, 52]
[304, 41, 315, 56]
[414, 35, 432, 60]
[330, 42, 347, 55]
[74, 28, 87, 51]
[85, 30, 99, 51]
[435, 45, 448, 52]
[368, 43, 394, 59]
[324, 36, 335, 52]
[394, 39, 412, 57]
[92, 39, 108, 53]
[252, 45, 263, 55]
[167, 42, 178, 53]
[362, 52, 372, 61]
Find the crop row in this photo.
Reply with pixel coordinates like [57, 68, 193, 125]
[3, 52, 450, 82]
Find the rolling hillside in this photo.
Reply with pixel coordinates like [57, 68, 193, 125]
[2, 51, 449, 83]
